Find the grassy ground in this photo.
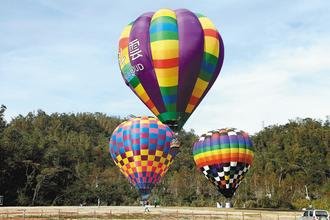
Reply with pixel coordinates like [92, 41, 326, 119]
[0, 206, 303, 220]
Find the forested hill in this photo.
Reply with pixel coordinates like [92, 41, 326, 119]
[0, 105, 329, 209]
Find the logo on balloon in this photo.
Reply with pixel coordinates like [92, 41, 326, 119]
[118, 38, 145, 82]
[128, 39, 143, 61]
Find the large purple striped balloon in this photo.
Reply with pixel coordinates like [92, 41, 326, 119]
[118, 8, 224, 132]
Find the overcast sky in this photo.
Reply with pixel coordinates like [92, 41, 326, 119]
[1, 0, 329, 135]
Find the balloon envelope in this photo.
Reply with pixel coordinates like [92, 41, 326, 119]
[118, 8, 224, 132]
[193, 128, 254, 198]
[109, 116, 176, 200]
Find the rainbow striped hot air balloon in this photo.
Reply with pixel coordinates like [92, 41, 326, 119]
[193, 128, 254, 199]
[109, 116, 176, 200]
[118, 8, 224, 132]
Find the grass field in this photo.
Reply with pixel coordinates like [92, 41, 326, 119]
[0, 206, 303, 219]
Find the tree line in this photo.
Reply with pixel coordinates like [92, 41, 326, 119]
[0, 105, 329, 209]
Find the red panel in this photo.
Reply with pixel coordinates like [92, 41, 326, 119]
[203, 29, 219, 39]
[153, 58, 179, 68]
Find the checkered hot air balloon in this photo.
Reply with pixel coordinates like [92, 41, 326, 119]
[109, 116, 176, 200]
[193, 128, 254, 199]
[118, 8, 224, 132]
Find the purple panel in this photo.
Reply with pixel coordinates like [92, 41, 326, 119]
[175, 9, 204, 112]
[128, 12, 166, 113]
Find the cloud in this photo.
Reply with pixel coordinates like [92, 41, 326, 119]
[184, 37, 330, 135]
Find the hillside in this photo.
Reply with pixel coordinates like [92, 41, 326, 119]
[0, 105, 329, 209]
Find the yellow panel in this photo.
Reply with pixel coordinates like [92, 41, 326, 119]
[140, 93, 150, 103]
[136, 167, 142, 172]
[128, 168, 133, 175]
[156, 150, 163, 156]
[126, 151, 133, 158]
[191, 78, 208, 98]
[141, 149, 149, 156]
[121, 47, 129, 64]
[120, 25, 132, 39]
[150, 49, 179, 59]
[154, 67, 178, 78]
[225, 175, 230, 181]
[133, 155, 141, 161]
[147, 166, 153, 172]
[160, 157, 166, 164]
[192, 87, 204, 98]
[151, 8, 176, 21]
[119, 48, 130, 70]
[161, 164, 167, 170]
[196, 78, 208, 91]
[134, 84, 144, 95]
[153, 161, 159, 168]
[151, 40, 178, 50]
[204, 36, 219, 57]
[230, 149, 240, 154]
[116, 155, 123, 162]
[150, 107, 160, 116]
[238, 148, 246, 153]
[156, 76, 178, 87]
[141, 161, 148, 166]
[141, 117, 149, 122]
[122, 158, 129, 165]
[193, 152, 216, 161]
[185, 103, 194, 113]
[199, 17, 216, 29]
[148, 155, 155, 161]
[246, 149, 254, 156]
[194, 148, 247, 161]
[166, 154, 172, 160]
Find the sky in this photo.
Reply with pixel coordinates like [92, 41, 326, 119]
[1, 0, 329, 135]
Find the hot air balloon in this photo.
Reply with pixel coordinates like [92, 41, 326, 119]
[109, 116, 176, 200]
[193, 128, 254, 206]
[118, 8, 224, 132]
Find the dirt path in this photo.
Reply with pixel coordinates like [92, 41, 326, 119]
[0, 206, 302, 219]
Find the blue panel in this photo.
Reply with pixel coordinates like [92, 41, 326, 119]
[141, 138, 149, 145]
[150, 133, 158, 139]
[119, 147, 125, 154]
[150, 22, 178, 34]
[149, 143, 157, 150]
[132, 144, 140, 151]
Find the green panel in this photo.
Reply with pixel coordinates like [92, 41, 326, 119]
[150, 31, 178, 42]
[165, 103, 176, 112]
[204, 52, 218, 65]
[195, 13, 205, 18]
[199, 70, 213, 82]
[193, 145, 250, 155]
[150, 16, 177, 25]
[158, 112, 178, 122]
[129, 76, 140, 88]
[160, 86, 178, 95]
